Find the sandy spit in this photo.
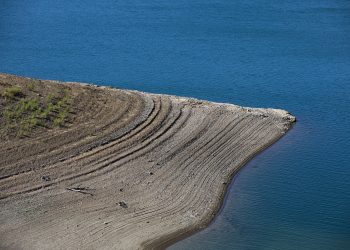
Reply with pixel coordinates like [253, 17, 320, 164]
[0, 74, 295, 249]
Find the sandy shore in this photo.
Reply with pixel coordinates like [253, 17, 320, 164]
[0, 74, 295, 249]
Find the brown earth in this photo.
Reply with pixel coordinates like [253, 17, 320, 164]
[0, 74, 295, 250]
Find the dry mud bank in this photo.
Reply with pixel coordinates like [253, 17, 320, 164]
[0, 74, 295, 249]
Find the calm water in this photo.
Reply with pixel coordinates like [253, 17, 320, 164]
[1, 0, 350, 249]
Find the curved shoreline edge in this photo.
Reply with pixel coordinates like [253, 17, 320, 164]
[145, 125, 294, 249]
[0, 73, 295, 250]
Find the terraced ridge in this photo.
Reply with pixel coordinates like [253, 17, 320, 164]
[0, 74, 295, 250]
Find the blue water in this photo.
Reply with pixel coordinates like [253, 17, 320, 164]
[1, 0, 350, 249]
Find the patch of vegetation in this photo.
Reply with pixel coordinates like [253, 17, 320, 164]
[27, 82, 35, 91]
[2, 86, 23, 99]
[1, 86, 72, 138]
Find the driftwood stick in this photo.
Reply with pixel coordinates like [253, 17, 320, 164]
[66, 187, 94, 196]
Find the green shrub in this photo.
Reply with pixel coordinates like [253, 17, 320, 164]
[27, 83, 35, 91]
[2, 86, 22, 99]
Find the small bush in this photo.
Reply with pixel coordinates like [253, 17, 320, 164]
[27, 83, 35, 91]
[2, 86, 23, 99]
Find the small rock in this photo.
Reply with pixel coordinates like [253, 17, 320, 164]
[41, 175, 51, 181]
[118, 201, 128, 208]
[119, 188, 123, 192]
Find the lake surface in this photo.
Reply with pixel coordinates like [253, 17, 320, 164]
[1, 0, 350, 249]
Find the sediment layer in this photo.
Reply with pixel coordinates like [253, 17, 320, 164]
[0, 74, 295, 250]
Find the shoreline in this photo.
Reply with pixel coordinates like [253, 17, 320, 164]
[0, 74, 295, 249]
[148, 123, 294, 249]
